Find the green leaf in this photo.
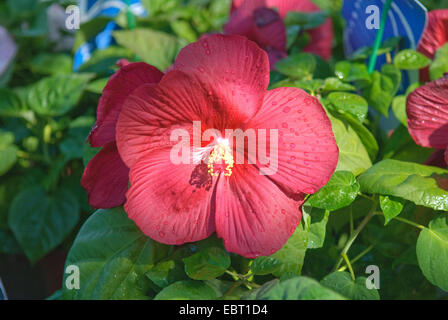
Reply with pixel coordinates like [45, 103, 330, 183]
[363, 64, 401, 116]
[269, 224, 308, 277]
[336, 112, 378, 161]
[27, 73, 92, 116]
[275, 53, 316, 79]
[358, 159, 448, 211]
[379, 195, 405, 225]
[253, 277, 346, 300]
[302, 206, 329, 249]
[30, 53, 73, 75]
[0, 89, 29, 118]
[63, 207, 169, 299]
[8, 186, 80, 263]
[334, 61, 370, 83]
[114, 28, 186, 70]
[330, 114, 372, 176]
[392, 95, 407, 127]
[307, 171, 359, 211]
[320, 77, 356, 93]
[154, 280, 218, 300]
[251, 256, 281, 275]
[85, 77, 108, 94]
[416, 215, 448, 292]
[328, 92, 368, 123]
[430, 43, 448, 81]
[321, 272, 380, 300]
[394, 49, 431, 70]
[147, 260, 187, 288]
[170, 20, 197, 42]
[0, 131, 17, 176]
[183, 246, 230, 280]
[78, 47, 133, 74]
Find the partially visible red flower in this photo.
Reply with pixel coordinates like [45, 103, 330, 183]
[81, 62, 163, 208]
[115, 34, 338, 258]
[417, 9, 448, 82]
[406, 74, 448, 166]
[225, 0, 333, 68]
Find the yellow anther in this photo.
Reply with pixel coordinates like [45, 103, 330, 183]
[207, 139, 234, 177]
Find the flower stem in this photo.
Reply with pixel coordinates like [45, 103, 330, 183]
[333, 200, 377, 271]
[342, 253, 356, 281]
[393, 216, 426, 230]
[338, 244, 375, 272]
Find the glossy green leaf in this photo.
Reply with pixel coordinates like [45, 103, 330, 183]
[334, 61, 370, 83]
[8, 186, 79, 263]
[330, 114, 372, 176]
[358, 159, 448, 211]
[183, 246, 230, 280]
[114, 28, 186, 70]
[363, 64, 401, 116]
[154, 280, 218, 300]
[307, 171, 360, 211]
[30, 53, 73, 75]
[27, 73, 92, 116]
[253, 277, 346, 300]
[328, 92, 368, 122]
[416, 215, 448, 292]
[251, 256, 281, 275]
[269, 224, 308, 277]
[430, 43, 448, 81]
[394, 49, 431, 70]
[62, 207, 168, 299]
[321, 272, 380, 300]
[275, 53, 316, 79]
[380, 195, 405, 225]
[147, 260, 187, 288]
[302, 206, 329, 249]
[0, 89, 28, 118]
[284, 11, 328, 29]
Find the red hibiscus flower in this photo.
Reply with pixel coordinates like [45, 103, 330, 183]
[406, 74, 448, 166]
[115, 34, 338, 258]
[81, 62, 163, 208]
[417, 9, 448, 82]
[224, 0, 333, 68]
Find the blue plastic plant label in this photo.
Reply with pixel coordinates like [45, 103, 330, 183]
[343, 0, 427, 57]
[73, 0, 147, 71]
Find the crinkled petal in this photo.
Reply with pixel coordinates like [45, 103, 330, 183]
[172, 34, 270, 122]
[116, 70, 232, 168]
[124, 149, 217, 245]
[246, 87, 338, 196]
[417, 10, 448, 82]
[89, 62, 163, 147]
[81, 142, 129, 209]
[215, 164, 305, 258]
[407, 75, 448, 149]
[225, 6, 286, 54]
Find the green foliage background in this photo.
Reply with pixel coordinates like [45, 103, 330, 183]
[1, 0, 448, 300]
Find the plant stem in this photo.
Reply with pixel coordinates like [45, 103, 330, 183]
[342, 253, 356, 281]
[393, 216, 425, 230]
[338, 244, 375, 272]
[223, 281, 242, 298]
[368, 0, 393, 73]
[333, 201, 377, 271]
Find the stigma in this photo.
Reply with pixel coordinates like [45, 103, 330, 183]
[207, 138, 234, 177]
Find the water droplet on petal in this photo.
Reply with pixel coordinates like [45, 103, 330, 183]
[159, 231, 165, 238]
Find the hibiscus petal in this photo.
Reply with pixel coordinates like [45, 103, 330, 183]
[81, 142, 129, 209]
[215, 164, 305, 258]
[417, 10, 448, 82]
[172, 34, 270, 122]
[246, 87, 338, 196]
[116, 70, 229, 168]
[124, 149, 217, 245]
[89, 62, 163, 147]
[406, 75, 448, 149]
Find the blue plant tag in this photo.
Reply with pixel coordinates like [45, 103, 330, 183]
[342, 0, 427, 61]
[73, 0, 147, 71]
